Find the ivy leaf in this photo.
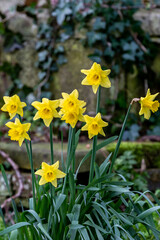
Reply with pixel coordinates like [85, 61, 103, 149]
[54, 45, 64, 54]
[93, 17, 106, 30]
[38, 72, 46, 80]
[38, 50, 48, 62]
[122, 53, 135, 61]
[104, 47, 114, 57]
[57, 55, 67, 65]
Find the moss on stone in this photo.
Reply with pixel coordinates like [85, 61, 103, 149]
[106, 141, 160, 168]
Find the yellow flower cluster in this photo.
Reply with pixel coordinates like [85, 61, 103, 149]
[59, 89, 86, 128]
[1, 62, 159, 146]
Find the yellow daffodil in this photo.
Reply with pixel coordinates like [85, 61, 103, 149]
[81, 113, 108, 139]
[6, 118, 31, 146]
[59, 89, 86, 128]
[32, 98, 60, 127]
[139, 89, 159, 119]
[81, 62, 111, 94]
[35, 161, 66, 187]
[1, 95, 26, 119]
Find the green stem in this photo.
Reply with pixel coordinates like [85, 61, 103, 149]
[18, 115, 36, 210]
[61, 130, 65, 172]
[49, 122, 54, 164]
[72, 128, 76, 173]
[96, 86, 101, 114]
[25, 139, 36, 210]
[89, 86, 101, 183]
[109, 103, 132, 173]
[62, 126, 73, 194]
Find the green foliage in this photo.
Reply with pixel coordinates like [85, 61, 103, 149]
[113, 151, 148, 192]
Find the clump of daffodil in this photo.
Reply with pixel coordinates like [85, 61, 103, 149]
[139, 89, 159, 119]
[59, 89, 86, 128]
[1, 95, 26, 119]
[31, 98, 60, 127]
[81, 62, 111, 94]
[81, 113, 108, 139]
[6, 118, 31, 146]
[35, 161, 66, 187]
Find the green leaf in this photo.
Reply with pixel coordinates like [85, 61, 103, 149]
[79, 228, 90, 240]
[0, 164, 11, 195]
[109, 207, 133, 226]
[9, 229, 18, 240]
[138, 206, 160, 219]
[55, 193, 66, 212]
[75, 136, 118, 177]
[37, 223, 52, 240]
[0, 222, 31, 236]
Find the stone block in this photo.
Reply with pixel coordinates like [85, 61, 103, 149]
[0, 141, 107, 172]
[134, 9, 160, 36]
[0, 0, 25, 14]
[8, 13, 37, 39]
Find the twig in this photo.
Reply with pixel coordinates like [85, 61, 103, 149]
[130, 30, 148, 54]
[101, 3, 158, 10]
[0, 150, 23, 209]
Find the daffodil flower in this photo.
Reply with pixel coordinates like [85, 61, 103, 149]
[35, 161, 66, 187]
[139, 89, 159, 119]
[81, 113, 108, 139]
[32, 98, 60, 127]
[6, 118, 31, 146]
[1, 95, 26, 119]
[59, 89, 86, 128]
[81, 62, 111, 94]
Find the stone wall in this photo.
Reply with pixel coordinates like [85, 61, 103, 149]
[0, 2, 160, 110]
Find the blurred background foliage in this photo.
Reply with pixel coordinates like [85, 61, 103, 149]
[0, 0, 160, 139]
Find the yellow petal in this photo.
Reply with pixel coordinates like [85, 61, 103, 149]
[1, 104, 7, 111]
[5, 121, 15, 128]
[84, 115, 93, 124]
[144, 109, 151, 120]
[101, 77, 111, 88]
[81, 124, 88, 131]
[23, 123, 31, 132]
[52, 161, 59, 169]
[104, 69, 111, 75]
[21, 102, 27, 108]
[32, 101, 42, 110]
[39, 177, 47, 185]
[33, 112, 40, 121]
[15, 118, 21, 125]
[9, 112, 16, 120]
[71, 89, 79, 99]
[50, 100, 59, 109]
[99, 128, 105, 136]
[17, 107, 23, 117]
[62, 92, 69, 99]
[51, 179, 57, 187]
[139, 107, 144, 116]
[3, 96, 10, 103]
[24, 133, 30, 141]
[88, 132, 94, 139]
[42, 98, 49, 104]
[81, 77, 90, 85]
[43, 118, 52, 127]
[81, 69, 90, 75]
[92, 85, 99, 94]
[35, 169, 44, 176]
[56, 169, 66, 179]
[19, 137, 24, 147]
[42, 162, 50, 170]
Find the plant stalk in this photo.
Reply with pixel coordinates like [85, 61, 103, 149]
[89, 86, 101, 183]
[109, 103, 132, 173]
